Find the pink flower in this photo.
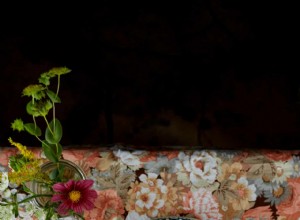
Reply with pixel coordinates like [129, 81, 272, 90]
[51, 179, 98, 216]
[84, 189, 125, 220]
[183, 188, 222, 219]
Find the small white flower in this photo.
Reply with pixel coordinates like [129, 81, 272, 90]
[125, 211, 150, 220]
[0, 205, 15, 220]
[136, 187, 156, 209]
[2, 189, 11, 198]
[272, 161, 293, 184]
[222, 205, 228, 211]
[10, 188, 18, 194]
[0, 172, 9, 192]
[114, 150, 141, 169]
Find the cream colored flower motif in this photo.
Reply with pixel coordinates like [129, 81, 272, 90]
[139, 173, 167, 193]
[272, 161, 293, 184]
[159, 172, 185, 217]
[135, 187, 164, 217]
[114, 150, 141, 170]
[126, 172, 169, 218]
[177, 151, 219, 188]
[125, 211, 150, 220]
[229, 177, 257, 211]
[136, 187, 157, 209]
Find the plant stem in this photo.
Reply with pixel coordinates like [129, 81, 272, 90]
[0, 194, 52, 206]
[43, 116, 54, 135]
[56, 75, 61, 96]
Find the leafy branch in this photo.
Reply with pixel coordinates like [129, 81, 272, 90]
[10, 67, 71, 163]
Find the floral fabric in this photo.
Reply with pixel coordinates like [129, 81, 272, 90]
[1, 146, 300, 219]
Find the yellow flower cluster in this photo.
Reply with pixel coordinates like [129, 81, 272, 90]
[8, 137, 35, 160]
[7, 137, 50, 185]
[8, 160, 49, 185]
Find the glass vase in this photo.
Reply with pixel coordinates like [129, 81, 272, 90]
[30, 159, 86, 208]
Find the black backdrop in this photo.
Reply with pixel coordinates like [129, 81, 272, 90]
[0, 1, 298, 148]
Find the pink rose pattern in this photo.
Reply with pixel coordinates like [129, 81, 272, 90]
[1, 147, 300, 219]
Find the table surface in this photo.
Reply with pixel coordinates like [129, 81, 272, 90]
[1, 145, 300, 219]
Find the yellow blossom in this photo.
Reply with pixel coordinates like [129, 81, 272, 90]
[8, 160, 50, 185]
[8, 137, 35, 160]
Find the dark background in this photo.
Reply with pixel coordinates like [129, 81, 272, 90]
[0, 1, 299, 149]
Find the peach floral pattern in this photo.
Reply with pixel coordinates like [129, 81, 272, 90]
[276, 177, 300, 219]
[84, 189, 124, 220]
[1, 146, 300, 219]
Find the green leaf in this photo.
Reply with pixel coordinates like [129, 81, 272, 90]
[49, 168, 59, 180]
[38, 73, 51, 86]
[38, 100, 53, 116]
[22, 183, 33, 194]
[48, 67, 71, 77]
[11, 119, 25, 132]
[22, 84, 45, 100]
[24, 123, 42, 136]
[46, 90, 61, 103]
[26, 101, 41, 117]
[45, 119, 62, 144]
[42, 141, 59, 162]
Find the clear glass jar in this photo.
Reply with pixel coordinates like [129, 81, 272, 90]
[30, 159, 86, 207]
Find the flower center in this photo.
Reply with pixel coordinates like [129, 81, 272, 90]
[69, 190, 81, 203]
[195, 161, 204, 171]
[276, 166, 284, 177]
[273, 187, 284, 198]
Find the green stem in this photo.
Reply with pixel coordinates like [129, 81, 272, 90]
[35, 136, 49, 146]
[32, 116, 37, 129]
[53, 101, 56, 129]
[53, 75, 61, 130]
[56, 75, 61, 96]
[19, 194, 53, 204]
[0, 194, 53, 206]
[43, 116, 54, 135]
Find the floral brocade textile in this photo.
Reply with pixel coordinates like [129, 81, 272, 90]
[1, 146, 300, 220]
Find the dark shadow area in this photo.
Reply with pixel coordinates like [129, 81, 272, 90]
[0, 1, 298, 149]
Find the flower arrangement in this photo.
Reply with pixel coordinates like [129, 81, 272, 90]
[0, 67, 97, 220]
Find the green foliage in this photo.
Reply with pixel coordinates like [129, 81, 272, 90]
[45, 119, 63, 144]
[46, 90, 61, 103]
[10, 67, 71, 162]
[24, 123, 42, 136]
[42, 142, 62, 163]
[8, 154, 28, 172]
[11, 119, 25, 132]
[22, 84, 45, 99]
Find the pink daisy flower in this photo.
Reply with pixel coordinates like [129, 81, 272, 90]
[51, 179, 98, 216]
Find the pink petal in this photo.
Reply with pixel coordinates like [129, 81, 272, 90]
[57, 202, 71, 215]
[73, 203, 83, 213]
[64, 180, 75, 191]
[81, 199, 95, 210]
[76, 179, 94, 190]
[51, 194, 65, 202]
[87, 189, 98, 199]
[52, 182, 67, 192]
